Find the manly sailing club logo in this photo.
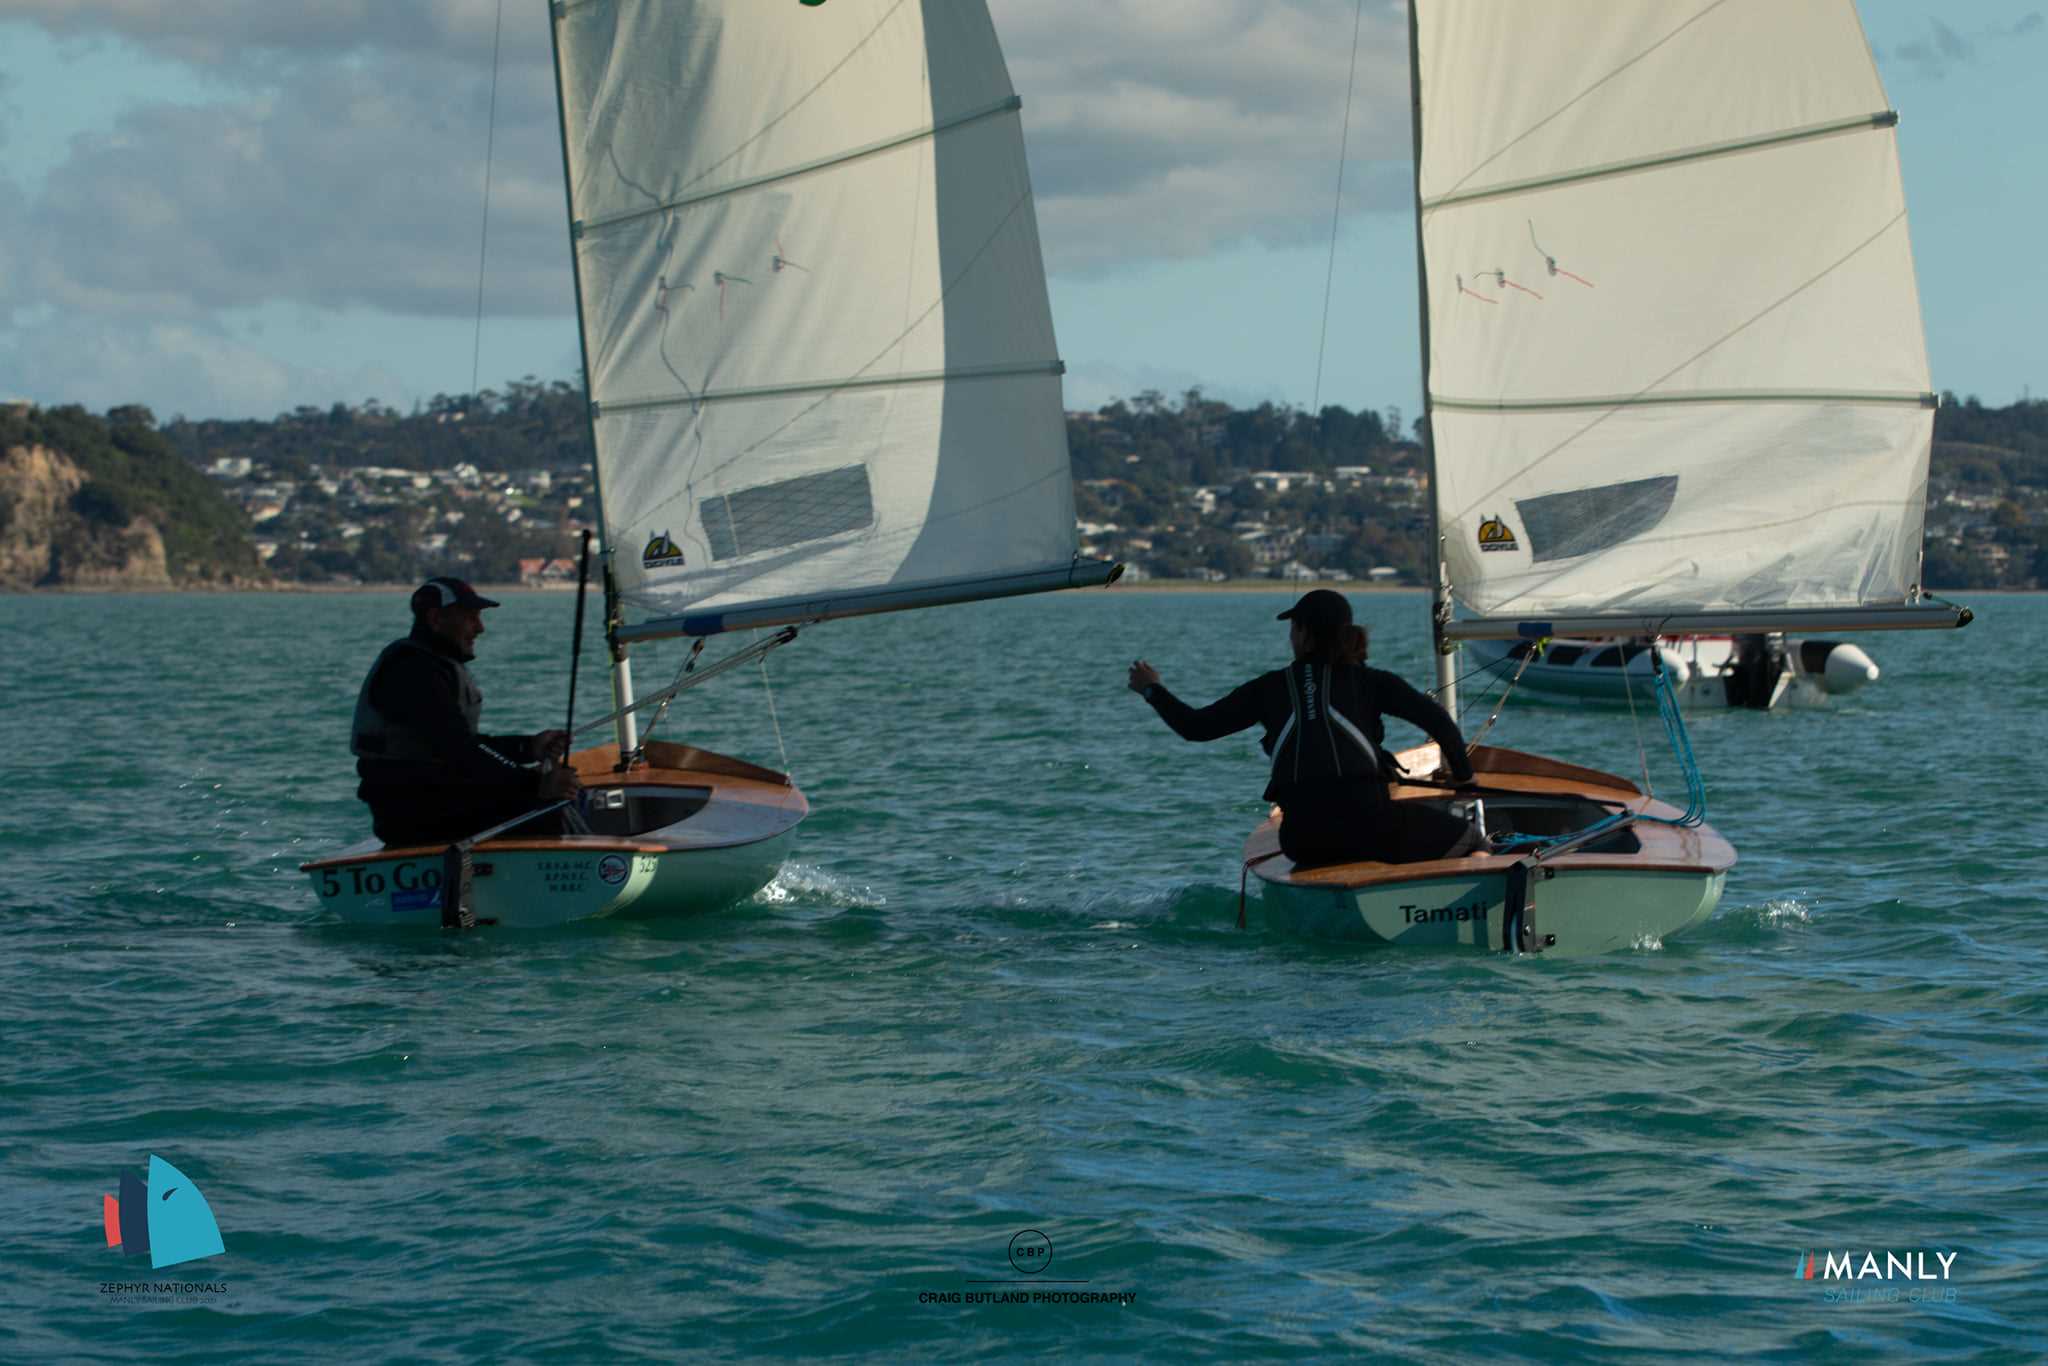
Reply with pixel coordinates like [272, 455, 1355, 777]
[1795, 1249, 1958, 1282]
[642, 529, 686, 570]
[1476, 514, 1518, 553]
[103, 1155, 225, 1270]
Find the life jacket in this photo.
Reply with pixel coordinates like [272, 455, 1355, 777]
[349, 637, 481, 763]
[1266, 659, 1382, 801]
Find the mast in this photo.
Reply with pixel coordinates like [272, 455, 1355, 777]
[545, 0, 636, 755]
[1406, 0, 1456, 714]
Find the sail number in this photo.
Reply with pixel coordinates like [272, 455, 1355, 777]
[317, 862, 442, 898]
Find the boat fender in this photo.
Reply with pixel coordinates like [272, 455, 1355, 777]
[1813, 640, 1880, 694]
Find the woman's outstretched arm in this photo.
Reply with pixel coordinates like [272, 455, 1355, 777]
[1128, 659, 1264, 743]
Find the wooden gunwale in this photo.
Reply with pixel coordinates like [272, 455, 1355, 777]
[301, 742, 807, 873]
[1245, 744, 1736, 890]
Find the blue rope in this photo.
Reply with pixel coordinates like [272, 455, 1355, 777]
[1489, 657, 1707, 853]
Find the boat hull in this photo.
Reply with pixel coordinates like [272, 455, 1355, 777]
[1245, 744, 1736, 955]
[1256, 863, 1725, 954]
[303, 740, 805, 929]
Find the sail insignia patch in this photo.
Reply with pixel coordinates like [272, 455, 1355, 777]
[642, 530, 686, 570]
[1477, 515, 1518, 553]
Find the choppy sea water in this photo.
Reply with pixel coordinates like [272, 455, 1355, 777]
[2, 588, 2043, 1362]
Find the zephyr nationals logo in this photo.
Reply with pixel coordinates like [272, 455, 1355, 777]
[103, 1156, 225, 1270]
[1476, 514, 1518, 553]
[641, 530, 685, 570]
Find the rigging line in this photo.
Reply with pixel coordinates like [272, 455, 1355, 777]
[470, 0, 507, 399]
[1427, 0, 1732, 208]
[756, 633, 793, 778]
[1312, 0, 1366, 415]
[1620, 639, 1655, 800]
[1464, 639, 1544, 749]
[635, 638, 705, 750]
[1441, 206, 1911, 543]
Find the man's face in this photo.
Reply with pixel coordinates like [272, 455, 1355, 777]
[426, 605, 487, 660]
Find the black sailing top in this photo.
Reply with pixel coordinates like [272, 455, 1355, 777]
[1142, 660, 1475, 804]
[351, 620, 546, 799]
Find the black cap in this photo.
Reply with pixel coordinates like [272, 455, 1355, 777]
[1276, 588, 1352, 630]
[411, 576, 500, 614]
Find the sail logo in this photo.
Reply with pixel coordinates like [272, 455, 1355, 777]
[642, 530, 686, 570]
[1795, 1250, 1957, 1281]
[102, 1156, 225, 1270]
[1476, 515, 1518, 553]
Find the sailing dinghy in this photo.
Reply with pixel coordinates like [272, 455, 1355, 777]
[306, 0, 1115, 928]
[1250, 0, 1968, 952]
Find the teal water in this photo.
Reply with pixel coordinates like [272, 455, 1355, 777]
[3, 589, 2044, 1361]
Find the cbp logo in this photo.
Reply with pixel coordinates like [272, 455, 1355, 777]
[1476, 514, 1518, 553]
[103, 1155, 225, 1269]
[641, 529, 685, 570]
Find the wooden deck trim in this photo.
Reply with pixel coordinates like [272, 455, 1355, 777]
[1244, 746, 1735, 889]
[303, 837, 670, 870]
[302, 742, 809, 872]
[572, 739, 792, 789]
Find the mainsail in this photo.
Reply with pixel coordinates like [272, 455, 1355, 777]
[549, 0, 1112, 640]
[1410, 0, 1962, 637]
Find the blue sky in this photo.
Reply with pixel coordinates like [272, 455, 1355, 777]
[0, 1, 2040, 423]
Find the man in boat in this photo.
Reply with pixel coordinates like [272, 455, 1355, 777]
[351, 576, 582, 846]
[1127, 588, 1487, 868]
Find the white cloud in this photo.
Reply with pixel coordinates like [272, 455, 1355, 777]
[7, 0, 1412, 293]
[0, 312, 409, 420]
[0, 0, 1420, 414]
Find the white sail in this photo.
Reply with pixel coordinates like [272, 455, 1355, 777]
[551, 0, 1102, 638]
[1413, 0, 1937, 627]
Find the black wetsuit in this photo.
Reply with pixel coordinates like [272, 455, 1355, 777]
[351, 622, 562, 845]
[1143, 660, 1482, 867]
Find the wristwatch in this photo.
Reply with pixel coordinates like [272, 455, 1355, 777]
[1141, 683, 1160, 702]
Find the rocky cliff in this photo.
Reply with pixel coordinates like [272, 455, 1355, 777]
[0, 443, 175, 588]
[0, 405, 262, 589]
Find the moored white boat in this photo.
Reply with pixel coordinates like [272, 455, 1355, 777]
[303, 742, 804, 928]
[1248, 745, 1733, 954]
[1467, 635, 1883, 710]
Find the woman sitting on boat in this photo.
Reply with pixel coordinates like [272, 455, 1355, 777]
[1127, 589, 1486, 868]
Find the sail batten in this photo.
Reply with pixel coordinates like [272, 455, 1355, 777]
[1434, 388, 1937, 413]
[577, 96, 1024, 233]
[594, 360, 1066, 418]
[554, 0, 1090, 633]
[1422, 110, 1897, 211]
[1415, 0, 1939, 622]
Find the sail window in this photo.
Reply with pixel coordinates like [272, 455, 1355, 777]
[1514, 475, 1678, 565]
[701, 465, 876, 562]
